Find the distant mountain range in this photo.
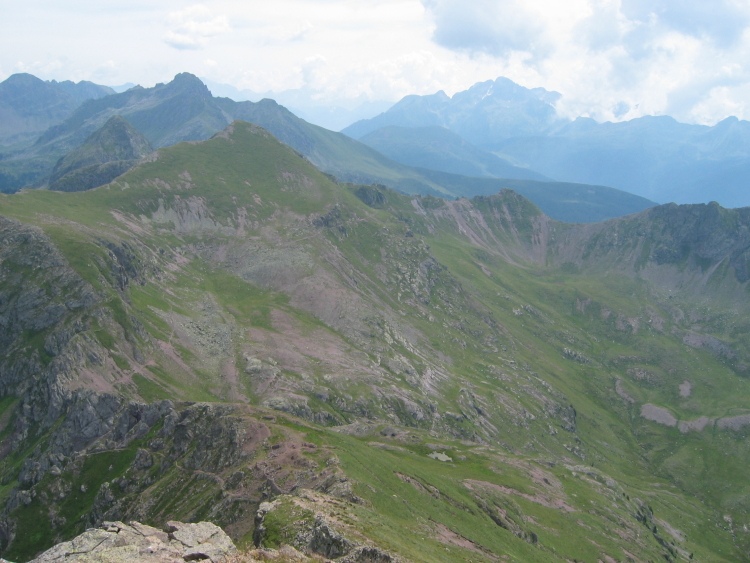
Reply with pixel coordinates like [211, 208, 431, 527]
[202, 78, 393, 132]
[344, 77, 564, 143]
[5, 72, 749, 209]
[0, 72, 654, 223]
[0, 73, 113, 147]
[494, 115, 750, 208]
[344, 77, 750, 208]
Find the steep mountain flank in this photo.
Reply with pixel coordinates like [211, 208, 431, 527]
[35, 72, 224, 152]
[49, 116, 153, 192]
[0, 122, 749, 561]
[555, 201, 750, 291]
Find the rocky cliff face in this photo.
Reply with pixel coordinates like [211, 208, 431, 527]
[0, 393, 360, 559]
[16, 512, 395, 563]
[254, 490, 398, 562]
[0, 216, 102, 427]
[554, 201, 750, 288]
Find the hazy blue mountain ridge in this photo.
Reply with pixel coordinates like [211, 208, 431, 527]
[0, 73, 653, 223]
[346, 78, 750, 207]
[0, 73, 114, 147]
[359, 125, 548, 181]
[343, 77, 563, 143]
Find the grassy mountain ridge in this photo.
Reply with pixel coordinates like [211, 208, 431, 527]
[0, 122, 748, 561]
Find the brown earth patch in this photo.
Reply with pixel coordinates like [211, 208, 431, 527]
[110, 210, 150, 236]
[395, 472, 439, 498]
[464, 479, 575, 512]
[433, 522, 495, 558]
[221, 357, 247, 403]
[655, 518, 685, 543]
[489, 455, 565, 494]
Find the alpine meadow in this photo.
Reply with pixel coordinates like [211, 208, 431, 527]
[1, 68, 750, 563]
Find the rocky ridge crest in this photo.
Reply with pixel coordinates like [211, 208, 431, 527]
[21, 520, 236, 563]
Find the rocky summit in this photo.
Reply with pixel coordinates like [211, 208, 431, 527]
[0, 121, 749, 561]
[10, 512, 394, 562]
[20, 520, 235, 563]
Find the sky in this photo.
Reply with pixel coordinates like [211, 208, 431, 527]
[3, 0, 750, 125]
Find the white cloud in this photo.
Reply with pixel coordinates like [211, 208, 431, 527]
[164, 4, 230, 50]
[621, 0, 750, 47]
[689, 84, 750, 124]
[13, 58, 67, 77]
[418, 0, 750, 124]
[3, 0, 750, 125]
[422, 0, 547, 57]
[90, 60, 119, 81]
[261, 21, 314, 43]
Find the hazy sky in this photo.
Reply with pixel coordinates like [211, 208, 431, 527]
[3, 0, 750, 124]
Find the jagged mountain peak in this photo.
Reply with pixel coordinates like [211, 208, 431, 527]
[1, 72, 652, 224]
[160, 71, 212, 98]
[343, 75, 564, 142]
[458, 76, 562, 105]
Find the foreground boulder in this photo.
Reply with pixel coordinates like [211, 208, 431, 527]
[26, 520, 236, 563]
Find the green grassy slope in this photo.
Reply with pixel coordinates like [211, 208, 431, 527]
[0, 121, 748, 561]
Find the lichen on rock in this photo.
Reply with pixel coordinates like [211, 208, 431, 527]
[25, 520, 236, 563]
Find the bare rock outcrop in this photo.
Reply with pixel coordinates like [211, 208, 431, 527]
[26, 520, 236, 563]
[253, 491, 397, 562]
